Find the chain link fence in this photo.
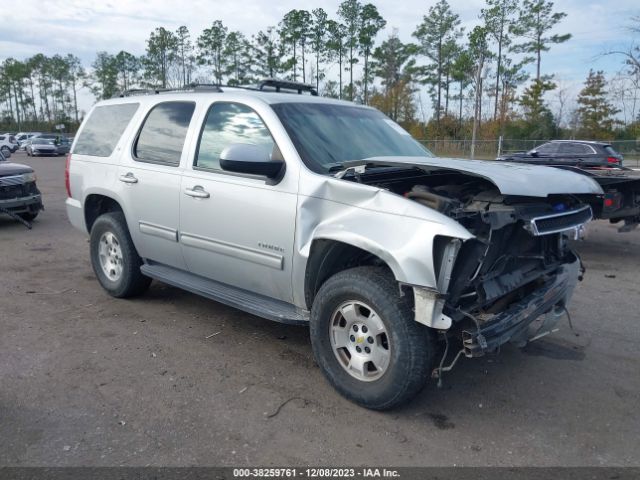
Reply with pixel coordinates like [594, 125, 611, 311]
[417, 138, 640, 168]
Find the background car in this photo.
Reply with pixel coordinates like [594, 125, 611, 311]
[0, 134, 18, 155]
[16, 132, 42, 149]
[499, 140, 624, 168]
[26, 137, 58, 156]
[25, 133, 71, 155]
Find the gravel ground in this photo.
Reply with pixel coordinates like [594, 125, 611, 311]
[1, 152, 639, 467]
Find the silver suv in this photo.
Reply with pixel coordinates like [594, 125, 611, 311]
[66, 81, 602, 409]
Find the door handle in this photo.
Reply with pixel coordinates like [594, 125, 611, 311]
[184, 186, 210, 199]
[119, 173, 138, 184]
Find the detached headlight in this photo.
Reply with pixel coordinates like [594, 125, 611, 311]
[22, 172, 36, 183]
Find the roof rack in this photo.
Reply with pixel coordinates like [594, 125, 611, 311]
[257, 78, 318, 96]
[115, 79, 317, 98]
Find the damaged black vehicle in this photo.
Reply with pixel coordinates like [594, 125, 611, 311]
[0, 151, 43, 227]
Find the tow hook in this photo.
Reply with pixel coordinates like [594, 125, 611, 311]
[0, 207, 32, 229]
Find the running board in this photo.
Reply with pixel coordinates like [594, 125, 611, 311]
[140, 262, 309, 325]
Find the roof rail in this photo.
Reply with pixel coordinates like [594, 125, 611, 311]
[258, 78, 318, 96]
[116, 83, 223, 98]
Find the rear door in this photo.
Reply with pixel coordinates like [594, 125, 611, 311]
[178, 101, 298, 302]
[118, 101, 196, 270]
[557, 143, 598, 166]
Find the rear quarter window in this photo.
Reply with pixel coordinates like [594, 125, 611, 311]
[73, 103, 140, 157]
[604, 146, 620, 156]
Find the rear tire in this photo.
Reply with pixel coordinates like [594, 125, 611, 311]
[90, 211, 151, 298]
[310, 266, 436, 410]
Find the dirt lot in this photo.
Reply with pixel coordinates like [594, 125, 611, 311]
[1, 152, 639, 467]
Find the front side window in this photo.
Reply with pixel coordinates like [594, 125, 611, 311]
[195, 102, 275, 170]
[74, 103, 139, 157]
[134, 102, 195, 166]
[271, 102, 431, 173]
[535, 143, 557, 155]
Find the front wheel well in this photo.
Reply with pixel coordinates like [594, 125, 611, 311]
[304, 239, 395, 309]
[84, 194, 124, 233]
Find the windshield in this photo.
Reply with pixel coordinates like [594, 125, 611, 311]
[271, 102, 433, 173]
[35, 139, 55, 145]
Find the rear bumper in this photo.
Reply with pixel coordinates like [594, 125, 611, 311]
[65, 197, 86, 233]
[462, 257, 580, 356]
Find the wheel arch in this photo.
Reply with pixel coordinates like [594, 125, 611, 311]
[304, 237, 403, 310]
[84, 193, 126, 233]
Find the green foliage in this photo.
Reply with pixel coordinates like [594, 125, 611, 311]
[90, 52, 118, 100]
[515, 78, 557, 138]
[197, 20, 228, 84]
[576, 70, 620, 139]
[510, 0, 571, 81]
[143, 27, 178, 88]
[338, 0, 363, 100]
[413, 0, 463, 121]
[253, 27, 286, 79]
[370, 31, 417, 122]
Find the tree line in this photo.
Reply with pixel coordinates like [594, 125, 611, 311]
[1, 0, 638, 144]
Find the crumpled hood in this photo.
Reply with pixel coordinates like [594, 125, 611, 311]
[0, 162, 33, 177]
[366, 156, 604, 197]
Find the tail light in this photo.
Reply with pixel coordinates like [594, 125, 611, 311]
[603, 192, 622, 211]
[607, 156, 620, 165]
[65, 153, 72, 198]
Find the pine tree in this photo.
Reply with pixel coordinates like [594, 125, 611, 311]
[576, 70, 620, 139]
[510, 0, 571, 81]
[197, 21, 228, 84]
[413, 0, 463, 123]
[359, 3, 386, 105]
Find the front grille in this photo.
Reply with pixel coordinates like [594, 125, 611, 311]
[528, 205, 592, 236]
[0, 185, 24, 200]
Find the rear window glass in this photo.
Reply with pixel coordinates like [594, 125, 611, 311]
[134, 102, 195, 166]
[604, 146, 619, 156]
[74, 103, 139, 157]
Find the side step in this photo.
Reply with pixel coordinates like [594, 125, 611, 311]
[140, 262, 309, 325]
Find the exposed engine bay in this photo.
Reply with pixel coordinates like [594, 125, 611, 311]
[342, 165, 592, 361]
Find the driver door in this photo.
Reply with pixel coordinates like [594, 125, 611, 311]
[178, 101, 298, 303]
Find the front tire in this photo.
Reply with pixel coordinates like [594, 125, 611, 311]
[90, 211, 151, 298]
[310, 266, 436, 410]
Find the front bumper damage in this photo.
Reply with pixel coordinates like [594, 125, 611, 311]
[461, 257, 580, 357]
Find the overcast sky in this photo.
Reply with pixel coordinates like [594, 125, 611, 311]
[1, 0, 638, 116]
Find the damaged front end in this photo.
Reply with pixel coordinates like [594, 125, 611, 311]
[357, 166, 591, 364]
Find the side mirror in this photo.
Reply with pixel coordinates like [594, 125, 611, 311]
[219, 144, 284, 179]
[529, 149, 539, 157]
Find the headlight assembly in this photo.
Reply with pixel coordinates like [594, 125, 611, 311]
[22, 172, 36, 183]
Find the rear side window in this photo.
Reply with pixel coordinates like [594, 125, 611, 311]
[134, 102, 195, 166]
[559, 143, 593, 155]
[74, 103, 139, 157]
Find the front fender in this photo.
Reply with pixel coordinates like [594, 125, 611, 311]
[291, 186, 473, 308]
